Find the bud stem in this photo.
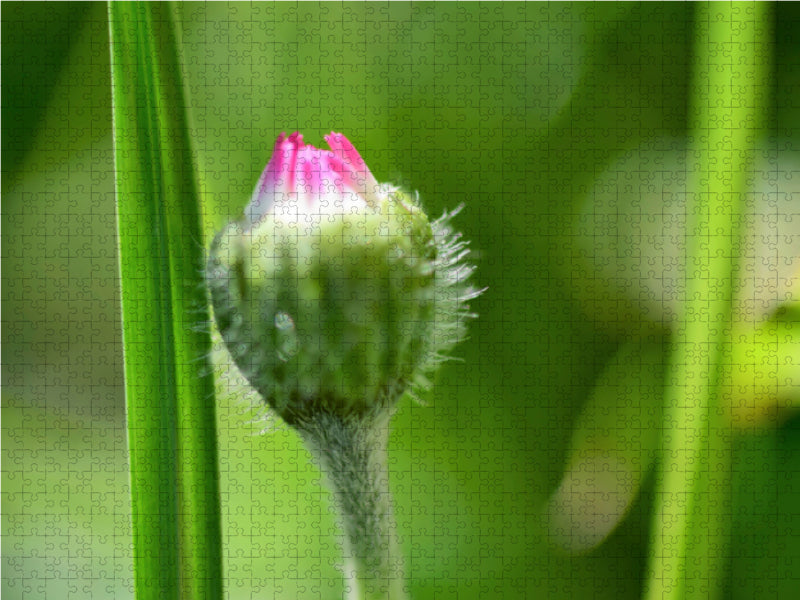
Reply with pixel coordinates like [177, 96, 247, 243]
[299, 410, 408, 600]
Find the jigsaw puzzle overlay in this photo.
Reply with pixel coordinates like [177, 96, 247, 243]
[3, 3, 799, 599]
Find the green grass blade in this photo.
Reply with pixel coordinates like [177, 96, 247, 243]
[109, 2, 222, 598]
[644, 4, 771, 600]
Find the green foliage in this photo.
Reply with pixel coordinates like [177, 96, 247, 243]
[3, 3, 799, 600]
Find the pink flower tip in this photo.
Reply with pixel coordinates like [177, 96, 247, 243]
[246, 131, 380, 225]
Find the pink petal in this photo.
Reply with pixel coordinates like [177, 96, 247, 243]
[247, 131, 379, 225]
[297, 146, 322, 203]
[325, 132, 380, 203]
[326, 153, 358, 194]
[284, 131, 304, 192]
[248, 132, 307, 222]
[247, 133, 285, 223]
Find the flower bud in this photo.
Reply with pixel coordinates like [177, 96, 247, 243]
[207, 132, 479, 424]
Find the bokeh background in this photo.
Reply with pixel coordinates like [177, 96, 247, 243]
[3, 2, 800, 598]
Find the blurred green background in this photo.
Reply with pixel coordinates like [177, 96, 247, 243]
[3, 2, 800, 598]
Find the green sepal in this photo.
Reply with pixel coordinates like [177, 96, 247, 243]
[208, 191, 438, 422]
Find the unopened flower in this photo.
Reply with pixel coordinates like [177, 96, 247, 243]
[207, 131, 480, 425]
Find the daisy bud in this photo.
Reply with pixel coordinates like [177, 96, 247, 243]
[206, 131, 479, 424]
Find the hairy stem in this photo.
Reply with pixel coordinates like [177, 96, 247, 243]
[299, 411, 408, 600]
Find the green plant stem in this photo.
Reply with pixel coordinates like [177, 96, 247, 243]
[644, 3, 770, 600]
[109, 2, 222, 599]
[299, 411, 408, 600]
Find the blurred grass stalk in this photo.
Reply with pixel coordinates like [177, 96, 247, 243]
[645, 3, 770, 600]
[109, 2, 222, 599]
